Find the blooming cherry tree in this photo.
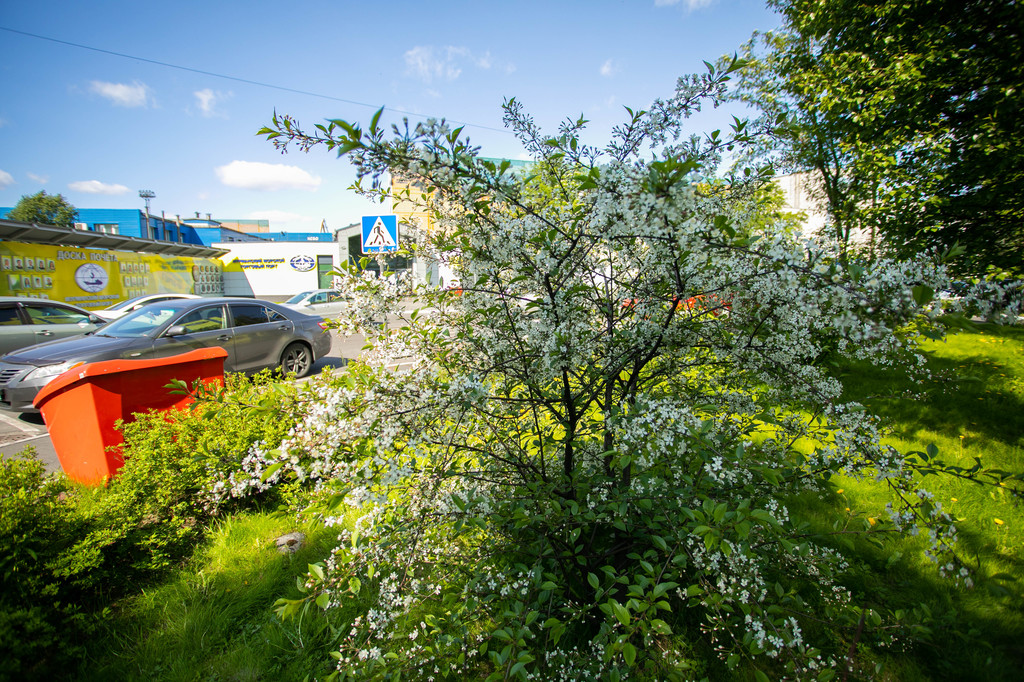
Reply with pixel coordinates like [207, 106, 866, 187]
[246, 60, 1014, 680]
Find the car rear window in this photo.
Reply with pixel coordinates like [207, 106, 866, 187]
[230, 304, 274, 327]
[0, 306, 21, 326]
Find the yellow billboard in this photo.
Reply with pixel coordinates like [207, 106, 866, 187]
[0, 242, 223, 310]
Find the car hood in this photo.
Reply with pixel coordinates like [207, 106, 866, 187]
[0, 333, 143, 367]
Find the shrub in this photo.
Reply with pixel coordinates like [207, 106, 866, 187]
[60, 373, 299, 585]
[0, 451, 92, 680]
[0, 373, 302, 680]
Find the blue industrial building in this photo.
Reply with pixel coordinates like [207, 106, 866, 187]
[0, 207, 333, 246]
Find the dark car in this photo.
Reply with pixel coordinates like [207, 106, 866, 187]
[0, 296, 106, 356]
[0, 297, 331, 412]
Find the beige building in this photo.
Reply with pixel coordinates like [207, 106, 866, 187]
[391, 175, 434, 236]
[216, 219, 271, 234]
[391, 158, 535, 237]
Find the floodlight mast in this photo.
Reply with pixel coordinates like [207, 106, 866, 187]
[139, 190, 155, 239]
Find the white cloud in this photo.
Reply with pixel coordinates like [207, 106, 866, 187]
[194, 88, 232, 118]
[89, 80, 151, 108]
[403, 45, 507, 83]
[248, 209, 304, 222]
[27, 173, 49, 184]
[655, 0, 715, 9]
[0, 170, 13, 189]
[215, 161, 321, 192]
[600, 59, 619, 77]
[246, 209, 314, 230]
[68, 180, 130, 195]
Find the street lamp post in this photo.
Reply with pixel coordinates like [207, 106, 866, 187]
[139, 190, 155, 239]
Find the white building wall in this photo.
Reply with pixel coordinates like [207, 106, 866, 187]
[776, 172, 830, 238]
[215, 241, 341, 299]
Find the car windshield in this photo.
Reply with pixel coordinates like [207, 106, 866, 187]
[96, 305, 180, 338]
[284, 291, 315, 304]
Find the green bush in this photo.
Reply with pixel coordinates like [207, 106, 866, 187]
[0, 374, 299, 680]
[61, 373, 298, 585]
[0, 451, 92, 680]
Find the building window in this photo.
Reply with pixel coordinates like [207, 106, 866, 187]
[94, 223, 119, 234]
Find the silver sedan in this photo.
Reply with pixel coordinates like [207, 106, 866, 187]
[281, 289, 351, 317]
[0, 296, 105, 355]
[0, 297, 331, 412]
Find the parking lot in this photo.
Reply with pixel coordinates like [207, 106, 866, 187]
[0, 329, 367, 474]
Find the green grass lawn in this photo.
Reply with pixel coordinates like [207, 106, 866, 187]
[78, 325, 1024, 681]
[79, 513, 341, 682]
[824, 324, 1024, 679]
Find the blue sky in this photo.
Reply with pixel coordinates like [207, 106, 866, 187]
[0, 0, 779, 232]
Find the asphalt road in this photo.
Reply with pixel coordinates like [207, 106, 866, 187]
[0, 329, 368, 475]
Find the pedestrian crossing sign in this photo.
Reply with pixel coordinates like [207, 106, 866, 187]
[361, 215, 399, 254]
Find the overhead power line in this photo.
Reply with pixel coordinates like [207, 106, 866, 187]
[0, 25, 510, 134]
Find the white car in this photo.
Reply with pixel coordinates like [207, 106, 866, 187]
[281, 289, 351, 317]
[93, 293, 201, 321]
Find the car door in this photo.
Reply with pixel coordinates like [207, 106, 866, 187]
[149, 304, 238, 368]
[0, 303, 38, 356]
[21, 302, 99, 348]
[227, 303, 293, 372]
[307, 291, 349, 316]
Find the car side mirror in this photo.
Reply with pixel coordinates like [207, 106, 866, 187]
[164, 324, 188, 337]
[88, 315, 106, 324]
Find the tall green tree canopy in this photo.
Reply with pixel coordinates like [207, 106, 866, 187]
[6, 191, 78, 227]
[734, 0, 1024, 275]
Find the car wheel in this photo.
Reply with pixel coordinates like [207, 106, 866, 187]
[280, 342, 313, 378]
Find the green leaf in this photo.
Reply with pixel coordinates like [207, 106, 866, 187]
[912, 284, 935, 307]
[260, 461, 284, 483]
[650, 619, 673, 635]
[622, 642, 637, 666]
[613, 601, 631, 627]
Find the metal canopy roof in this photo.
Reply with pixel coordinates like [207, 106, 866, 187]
[0, 219, 229, 258]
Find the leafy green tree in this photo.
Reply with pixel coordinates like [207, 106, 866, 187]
[6, 191, 78, 227]
[731, 0, 1024, 275]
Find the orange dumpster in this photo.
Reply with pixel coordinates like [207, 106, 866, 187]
[32, 347, 228, 485]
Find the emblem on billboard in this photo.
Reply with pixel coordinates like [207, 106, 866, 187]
[75, 263, 108, 293]
[290, 255, 316, 272]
